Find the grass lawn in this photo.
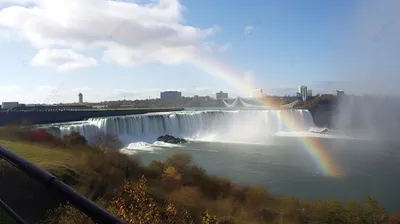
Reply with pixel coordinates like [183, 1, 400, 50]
[0, 140, 85, 181]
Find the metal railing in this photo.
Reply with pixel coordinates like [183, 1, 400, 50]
[0, 145, 125, 224]
[0, 197, 27, 224]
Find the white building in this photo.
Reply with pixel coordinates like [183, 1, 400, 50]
[250, 88, 263, 98]
[298, 86, 308, 101]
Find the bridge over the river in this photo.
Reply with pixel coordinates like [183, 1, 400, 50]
[222, 97, 298, 109]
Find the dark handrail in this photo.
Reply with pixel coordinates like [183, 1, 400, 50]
[0, 198, 27, 224]
[0, 145, 125, 224]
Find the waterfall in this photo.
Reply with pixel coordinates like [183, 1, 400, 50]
[48, 109, 315, 144]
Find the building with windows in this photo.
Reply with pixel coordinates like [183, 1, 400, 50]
[298, 85, 308, 101]
[160, 91, 182, 100]
[216, 91, 228, 100]
[307, 89, 313, 97]
[251, 88, 263, 98]
[335, 90, 345, 96]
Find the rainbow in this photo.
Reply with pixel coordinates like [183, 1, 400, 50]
[190, 54, 343, 178]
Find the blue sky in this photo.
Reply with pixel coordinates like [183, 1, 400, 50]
[0, 0, 399, 103]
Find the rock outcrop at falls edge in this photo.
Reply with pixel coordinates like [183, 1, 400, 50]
[157, 135, 188, 144]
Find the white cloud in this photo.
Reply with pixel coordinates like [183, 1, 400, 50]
[30, 49, 97, 72]
[244, 25, 254, 36]
[0, 0, 220, 67]
[217, 43, 232, 53]
[0, 0, 36, 5]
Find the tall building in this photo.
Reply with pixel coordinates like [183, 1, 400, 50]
[307, 89, 313, 97]
[160, 91, 182, 100]
[216, 91, 228, 100]
[78, 93, 83, 103]
[298, 85, 308, 101]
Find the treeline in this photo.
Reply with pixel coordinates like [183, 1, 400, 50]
[98, 96, 220, 108]
[294, 94, 339, 110]
[0, 125, 398, 223]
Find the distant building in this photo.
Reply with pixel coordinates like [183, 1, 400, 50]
[2, 102, 19, 109]
[216, 91, 228, 100]
[92, 105, 108, 109]
[78, 93, 83, 103]
[160, 91, 182, 100]
[298, 85, 308, 101]
[251, 89, 263, 98]
[335, 90, 345, 96]
[307, 89, 313, 97]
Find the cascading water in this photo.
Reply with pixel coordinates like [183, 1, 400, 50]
[47, 109, 316, 145]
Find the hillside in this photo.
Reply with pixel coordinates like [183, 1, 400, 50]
[0, 129, 398, 224]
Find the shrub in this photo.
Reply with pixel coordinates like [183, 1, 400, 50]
[26, 129, 56, 143]
[164, 153, 193, 173]
[146, 160, 165, 179]
[41, 203, 94, 224]
[163, 166, 182, 192]
[201, 210, 219, 224]
[245, 186, 269, 208]
[111, 176, 162, 224]
[62, 131, 87, 147]
[90, 131, 122, 152]
[78, 151, 141, 200]
[0, 124, 27, 140]
[389, 211, 400, 224]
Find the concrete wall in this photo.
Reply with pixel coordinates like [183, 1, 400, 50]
[0, 108, 184, 126]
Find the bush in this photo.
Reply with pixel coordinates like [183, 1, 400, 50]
[62, 131, 87, 147]
[25, 129, 56, 143]
[112, 176, 162, 224]
[163, 166, 182, 192]
[78, 151, 141, 200]
[0, 124, 27, 140]
[41, 203, 94, 224]
[90, 131, 122, 152]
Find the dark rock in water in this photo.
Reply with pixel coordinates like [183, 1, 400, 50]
[157, 135, 188, 144]
[321, 128, 329, 134]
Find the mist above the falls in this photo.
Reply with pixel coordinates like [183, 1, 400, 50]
[333, 95, 400, 140]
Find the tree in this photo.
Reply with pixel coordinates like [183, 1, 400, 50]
[163, 166, 182, 191]
[62, 131, 87, 147]
[164, 153, 193, 173]
[90, 131, 122, 152]
[108, 101, 122, 108]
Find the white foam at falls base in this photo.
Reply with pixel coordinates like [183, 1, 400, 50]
[48, 109, 317, 145]
[119, 140, 185, 155]
[153, 141, 185, 148]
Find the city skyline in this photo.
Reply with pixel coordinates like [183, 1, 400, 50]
[0, 0, 400, 103]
